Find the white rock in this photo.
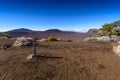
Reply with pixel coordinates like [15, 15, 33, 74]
[111, 35, 119, 41]
[83, 37, 97, 42]
[118, 41, 120, 44]
[37, 38, 48, 42]
[97, 36, 111, 42]
[13, 37, 33, 46]
[27, 54, 34, 60]
[113, 45, 120, 56]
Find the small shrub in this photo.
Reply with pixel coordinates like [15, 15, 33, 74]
[0, 33, 11, 38]
[66, 39, 72, 42]
[48, 36, 57, 41]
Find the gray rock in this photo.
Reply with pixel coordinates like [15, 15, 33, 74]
[37, 38, 48, 42]
[83, 37, 97, 42]
[113, 44, 120, 56]
[118, 41, 120, 44]
[13, 37, 33, 46]
[84, 36, 112, 42]
[97, 36, 111, 42]
[111, 35, 120, 41]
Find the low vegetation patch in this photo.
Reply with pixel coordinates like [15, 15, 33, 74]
[48, 36, 57, 41]
[0, 38, 15, 49]
[0, 33, 11, 38]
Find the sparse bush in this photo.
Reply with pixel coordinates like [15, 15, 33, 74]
[0, 38, 15, 49]
[0, 33, 11, 38]
[92, 20, 120, 37]
[112, 27, 120, 36]
[48, 36, 57, 41]
[66, 39, 72, 42]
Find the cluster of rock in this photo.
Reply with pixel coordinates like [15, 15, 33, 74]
[37, 38, 66, 42]
[84, 35, 120, 42]
[12, 36, 63, 47]
[12, 37, 34, 47]
[113, 41, 120, 56]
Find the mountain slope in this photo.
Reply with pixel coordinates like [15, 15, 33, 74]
[6, 28, 90, 40]
[7, 28, 33, 33]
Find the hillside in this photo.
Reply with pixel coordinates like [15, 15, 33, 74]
[7, 28, 34, 33]
[0, 41, 120, 80]
[6, 28, 90, 41]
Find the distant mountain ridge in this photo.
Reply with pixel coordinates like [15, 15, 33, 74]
[44, 29, 62, 33]
[7, 28, 76, 33]
[7, 28, 33, 33]
[5, 28, 94, 41]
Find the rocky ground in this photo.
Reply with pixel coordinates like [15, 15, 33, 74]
[0, 41, 120, 80]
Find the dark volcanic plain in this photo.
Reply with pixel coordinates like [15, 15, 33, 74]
[0, 41, 120, 80]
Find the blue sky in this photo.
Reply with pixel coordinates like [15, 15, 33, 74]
[0, 0, 120, 32]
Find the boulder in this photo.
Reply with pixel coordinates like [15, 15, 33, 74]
[118, 41, 120, 44]
[113, 41, 120, 56]
[83, 37, 97, 42]
[111, 35, 120, 41]
[37, 38, 48, 42]
[97, 36, 111, 42]
[12, 37, 33, 47]
[84, 36, 112, 42]
[113, 44, 120, 56]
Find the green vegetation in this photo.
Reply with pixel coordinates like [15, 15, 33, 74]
[0, 33, 11, 38]
[101, 24, 115, 36]
[91, 30, 103, 37]
[48, 36, 57, 41]
[0, 38, 15, 48]
[92, 20, 120, 37]
[112, 27, 120, 35]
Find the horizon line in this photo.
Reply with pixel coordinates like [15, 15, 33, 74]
[0, 27, 95, 33]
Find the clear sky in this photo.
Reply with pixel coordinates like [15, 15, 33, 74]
[0, 0, 120, 32]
